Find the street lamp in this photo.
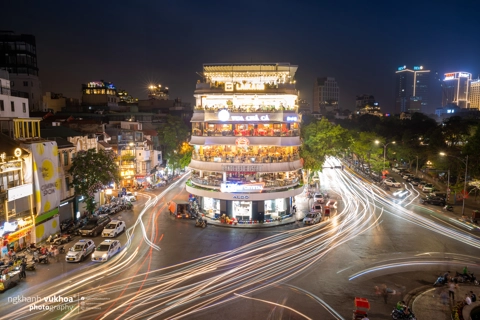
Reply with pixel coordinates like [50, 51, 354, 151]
[375, 140, 396, 171]
[439, 152, 468, 216]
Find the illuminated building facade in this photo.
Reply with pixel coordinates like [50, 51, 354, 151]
[81, 80, 119, 109]
[0, 70, 29, 118]
[442, 72, 472, 109]
[395, 65, 430, 113]
[186, 63, 304, 222]
[313, 77, 339, 114]
[468, 79, 480, 110]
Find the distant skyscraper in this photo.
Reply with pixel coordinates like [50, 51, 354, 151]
[395, 65, 430, 114]
[442, 72, 472, 109]
[470, 79, 480, 110]
[313, 77, 339, 114]
[0, 31, 42, 111]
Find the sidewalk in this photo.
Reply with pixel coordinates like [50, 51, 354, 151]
[409, 284, 479, 320]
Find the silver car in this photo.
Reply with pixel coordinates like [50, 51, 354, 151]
[65, 239, 95, 262]
[303, 212, 321, 225]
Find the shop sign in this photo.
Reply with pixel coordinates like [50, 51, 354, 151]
[235, 83, 265, 91]
[7, 183, 33, 201]
[444, 73, 455, 80]
[233, 195, 249, 199]
[459, 72, 470, 78]
[235, 137, 250, 147]
[286, 116, 298, 121]
[221, 182, 264, 193]
[5, 228, 31, 242]
[221, 165, 261, 172]
[230, 114, 270, 121]
[0, 160, 22, 173]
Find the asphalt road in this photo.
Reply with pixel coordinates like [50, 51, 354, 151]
[2, 166, 480, 320]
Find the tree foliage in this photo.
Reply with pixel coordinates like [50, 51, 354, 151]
[157, 115, 192, 172]
[68, 149, 120, 213]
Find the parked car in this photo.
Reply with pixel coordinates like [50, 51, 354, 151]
[422, 183, 435, 193]
[311, 204, 322, 213]
[124, 192, 136, 202]
[79, 216, 111, 237]
[384, 178, 401, 188]
[102, 220, 126, 237]
[420, 196, 446, 206]
[429, 192, 447, 200]
[418, 181, 428, 189]
[392, 167, 402, 173]
[410, 178, 422, 186]
[402, 173, 414, 180]
[314, 193, 325, 204]
[92, 239, 122, 262]
[303, 212, 321, 225]
[65, 239, 96, 262]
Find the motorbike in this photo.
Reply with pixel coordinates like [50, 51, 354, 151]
[195, 217, 207, 228]
[59, 246, 66, 254]
[434, 275, 448, 286]
[443, 205, 454, 212]
[46, 234, 59, 245]
[455, 272, 479, 285]
[37, 255, 49, 264]
[25, 261, 36, 271]
[60, 219, 74, 232]
[52, 234, 72, 245]
[391, 307, 416, 319]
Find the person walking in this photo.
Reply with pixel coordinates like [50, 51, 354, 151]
[19, 259, 27, 279]
[448, 280, 457, 302]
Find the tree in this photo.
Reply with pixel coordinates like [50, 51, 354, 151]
[300, 117, 350, 181]
[69, 149, 120, 213]
[157, 115, 192, 174]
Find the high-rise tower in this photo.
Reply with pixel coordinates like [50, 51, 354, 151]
[395, 65, 430, 113]
[313, 77, 339, 114]
[0, 31, 42, 111]
[442, 72, 472, 109]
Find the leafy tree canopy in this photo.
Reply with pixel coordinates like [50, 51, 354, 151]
[157, 115, 192, 171]
[68, 149, 120, 212]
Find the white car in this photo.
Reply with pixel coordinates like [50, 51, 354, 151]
[422, 183, 434, 193]
[92, 240, 122, 262]
[313, 193, 325, 204]
[384, 178, 401, 188]
[65, 239, 96, 262]
[102, 220, 126, 237]
[303, 212, 321, 225]
[124, 192, 136, 202]
[392, 167, 401, 173]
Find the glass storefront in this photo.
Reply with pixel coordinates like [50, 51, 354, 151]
[233, 201, 252, 220]
[203, 197, 220, 215]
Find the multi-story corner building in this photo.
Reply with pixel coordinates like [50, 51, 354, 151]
[395, 65, 430, 113]
[82, 80, 119, 110]
[0, 129, 34, 256]
[442, 72, 472, 109]
[470, 79, 480, 110]
[0, 70, 29, 118]
[186, 63, 304, 222]
[0, 31, 43, 111]
[313, 77, 339, 114]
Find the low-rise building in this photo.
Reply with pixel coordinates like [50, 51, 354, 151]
[0, 70, 29, 118]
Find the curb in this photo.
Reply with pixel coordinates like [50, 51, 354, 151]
[208, 220, 298, 229]
[403, 285, 433, 307]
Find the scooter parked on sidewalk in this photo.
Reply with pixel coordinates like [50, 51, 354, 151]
[443, 205, 453, 212]
[195, 217, 207, 228]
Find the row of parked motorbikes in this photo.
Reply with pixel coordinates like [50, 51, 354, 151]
[391, 305, 416, 319]
[434, 271, 479, 286]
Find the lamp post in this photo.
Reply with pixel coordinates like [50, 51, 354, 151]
[375, 140, 396, 171]
[440, 152, 468, 215]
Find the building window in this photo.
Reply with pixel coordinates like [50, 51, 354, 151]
[63, 152, 69, 166]
[22, 102, 26, 113]
[65, 177, 70, 190]
[0, 100, 4, 111]
[23, 81, 28, 87]
[11, 101, 14, 112]
[10, 81, 14, 87]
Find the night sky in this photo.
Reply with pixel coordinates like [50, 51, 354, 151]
[3, 0, 480, 114]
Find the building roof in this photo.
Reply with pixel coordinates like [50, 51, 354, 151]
[41, 126, 83, 139]
[45, 137, 74, 148]
[0, 133, 29, 158]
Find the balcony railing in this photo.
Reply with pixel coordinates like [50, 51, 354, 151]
[191, 153, 300, 164]
[194, 105, 298, 113]
[193, 128, 299, 137]
[190, 176, 300, 189]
